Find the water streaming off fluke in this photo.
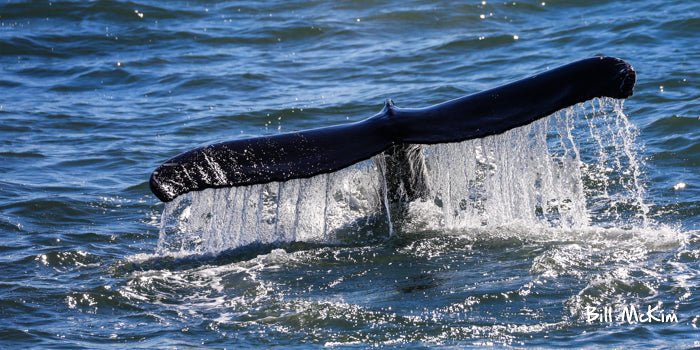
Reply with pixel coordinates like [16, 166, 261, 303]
[157, 98, 651, 255]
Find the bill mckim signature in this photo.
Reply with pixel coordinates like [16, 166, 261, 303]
[584, 304, 679, 324]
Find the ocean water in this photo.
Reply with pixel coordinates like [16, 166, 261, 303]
[1, 0, 699, 348]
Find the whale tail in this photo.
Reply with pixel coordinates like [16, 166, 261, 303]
[150, 56, 635, 203]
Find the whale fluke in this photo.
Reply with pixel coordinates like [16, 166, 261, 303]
[150, 56, 635, 202]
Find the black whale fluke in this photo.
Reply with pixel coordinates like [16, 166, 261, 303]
[150, 56, 636, 202]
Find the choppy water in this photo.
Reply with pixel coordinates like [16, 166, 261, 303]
[1, 0, 699, 348]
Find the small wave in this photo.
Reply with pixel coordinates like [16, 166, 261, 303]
[35, 250, 100, 270]
[0, 79, 23, 88]
[0, 151, 45, 158]
[645, 115, 700, 136]
[1, 197, 92, 223]
[78, 67, 140, 86]
[651, 143, 700, 167]
[0, 36, 66, 58]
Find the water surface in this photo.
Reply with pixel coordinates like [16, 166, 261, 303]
[1, 0, 698, 348]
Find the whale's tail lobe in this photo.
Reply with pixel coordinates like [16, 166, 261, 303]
[150, 56, 636, 202]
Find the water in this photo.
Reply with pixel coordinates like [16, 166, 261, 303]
[1, 0, 698, 348]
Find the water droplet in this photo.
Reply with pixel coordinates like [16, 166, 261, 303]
[672, 182, 686, 190]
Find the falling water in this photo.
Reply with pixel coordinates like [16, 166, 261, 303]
[156, 162, 385, 255]
[157, 98, 650, 255]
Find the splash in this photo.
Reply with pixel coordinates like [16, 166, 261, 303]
[157, 98, 652, 255]
[156, 163, 384, 255]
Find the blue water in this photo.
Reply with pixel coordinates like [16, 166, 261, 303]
[1, 0, 699, 348]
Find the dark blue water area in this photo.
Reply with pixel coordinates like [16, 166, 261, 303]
[1, 0, 699, 348]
